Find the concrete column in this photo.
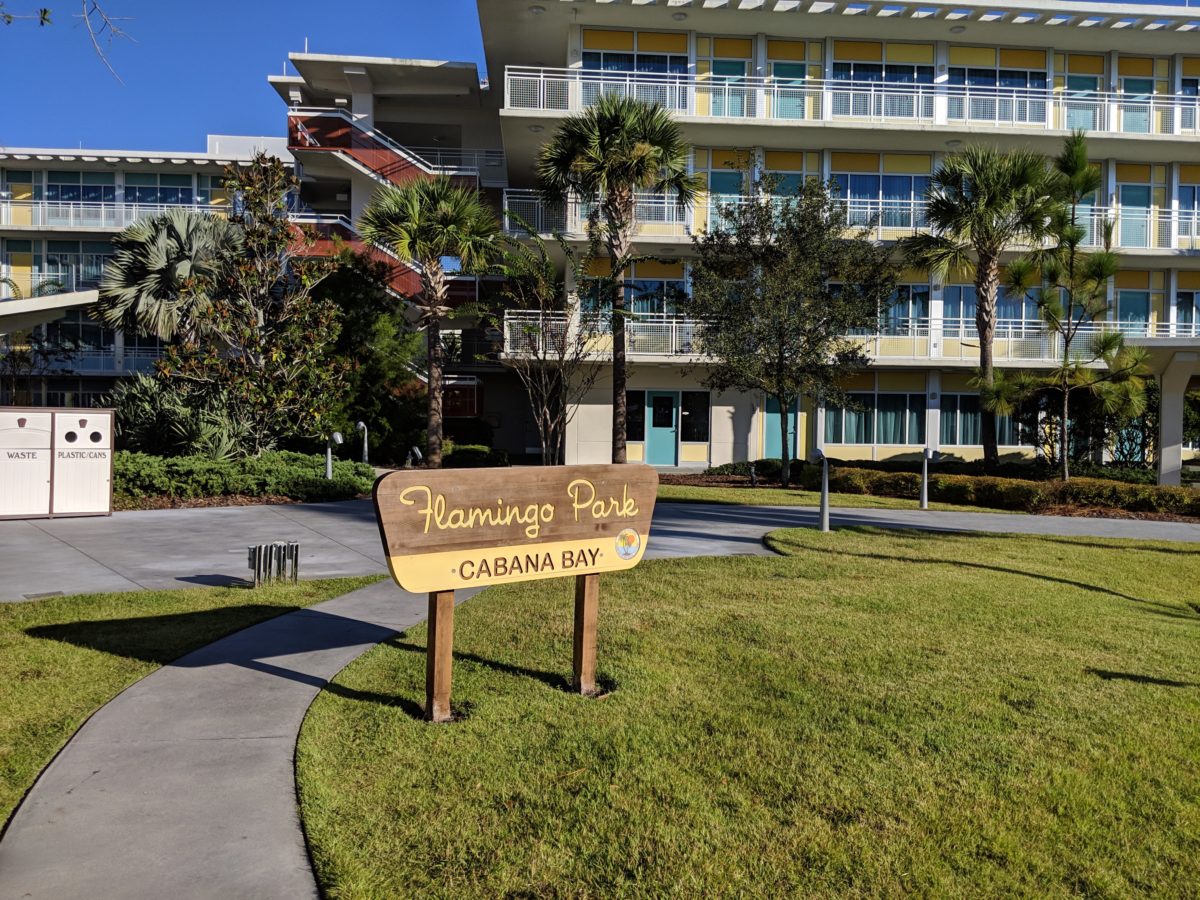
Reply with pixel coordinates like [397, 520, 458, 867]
[814, 400, 826, 454]
[821, 37, 834, 122]
[926, 369, 942, 452]
[349, 174, 376, 225]
[350, 92, 374, 130]
[1172, 54, 1183, 136]
[933, 41, 949, 125]
[1158, 350, 1199, 485]
[929, 270, 944, 358]
[1168, 268, 1179, 334]
[755, 33, 767, 120]
[1107, 50, 1120, 132]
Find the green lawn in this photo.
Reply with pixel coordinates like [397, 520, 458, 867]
[657, 482, 1006, 512]
[0, 576, 380, 826]
[298, 529, 1200, 898]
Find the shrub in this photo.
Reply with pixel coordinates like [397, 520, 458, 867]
[114, 451, 375, 503]
[705, 459, 804, 480]
[442, 445, 509, 469]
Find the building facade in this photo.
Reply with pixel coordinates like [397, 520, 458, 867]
[0, 136, 288, 405]
[276, 0, 1200, 483]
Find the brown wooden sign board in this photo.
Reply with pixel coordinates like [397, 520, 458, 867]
[373, 464, 659, 720]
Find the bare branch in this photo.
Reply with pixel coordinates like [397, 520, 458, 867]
[76, 0, 133, 83]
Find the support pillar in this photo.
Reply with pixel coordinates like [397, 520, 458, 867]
[1158, 351, 1199, 486]
[425, 589, 455, 722]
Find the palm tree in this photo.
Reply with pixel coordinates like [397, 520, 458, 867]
[95, 207, 243, 342]
[536, 94, 699, 464]
[358, 176, 499, 468]
[901, 146, 1059, 467]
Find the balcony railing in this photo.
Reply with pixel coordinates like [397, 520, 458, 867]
[506, 67, 1200, 138]
[502, 312, 1200, 364]
[0, 200, 227, 230]
[503, 189, 1200, 250]
[0, 265, 110, 300]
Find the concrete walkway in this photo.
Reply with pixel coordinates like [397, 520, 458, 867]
[0, 499, 1197, 898]
[2, 499, 1198, 602]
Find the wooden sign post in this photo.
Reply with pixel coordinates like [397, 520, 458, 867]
[373, 464, 659, 721]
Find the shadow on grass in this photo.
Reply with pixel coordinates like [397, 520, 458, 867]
[389, 638, 571, 692]
[1086, 668, 1197, 688]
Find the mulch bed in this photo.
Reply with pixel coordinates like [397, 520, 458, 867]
[113, 494, 368, 511]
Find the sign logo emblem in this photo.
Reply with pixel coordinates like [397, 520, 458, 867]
[615, 527, 640, 560]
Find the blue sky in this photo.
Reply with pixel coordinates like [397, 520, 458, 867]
[0, 0, 486, 150]
[1, 0, 1197, 151]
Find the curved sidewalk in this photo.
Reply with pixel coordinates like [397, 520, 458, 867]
[0, 501, 1196, 898]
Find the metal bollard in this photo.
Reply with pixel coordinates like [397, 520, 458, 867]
[247, 541, 300, 586]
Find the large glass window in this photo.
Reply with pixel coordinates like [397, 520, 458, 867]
[825, 392, 927, 445]
[626, 390, 646, 442]
[940, 394, 982, 446]
[125, 172, 194, 206]
[628, 278, 688, 316]
[830, 56, 935, 119]
[46, 171, 115, 205]
[1116, 290, 1151, 327]
[681, 391, 710, 442]
[948, 65, 1048, 124]
[886, 284, 930, 333]
[832, 171, 929, 227]
[824, 392, 875, 444]
[1180, 184, 1198, 238]
[943, 284, 977, 335]
[1177, 291, 1199, 333]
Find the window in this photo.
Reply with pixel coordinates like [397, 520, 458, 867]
[581, 31, 688, 110]
[940, 394, 981, 446]
[681, 391, 710, 442]
[46, 171, 115, 205]
[1180, 183, 1198, 238]
[1177, 291, 1199, 333]
[824, 392, 875, 444]
[1116, 290, 1150, 326]
[125, 172, 194, 206]
[943, 284, 977, 335]
[831, 171, 929, 228]
[886, 284, 930, 333]
[443, 382, 478, 418]
[626, 390, 646, 441]
[196, 174, 226, 206]
[874, 393, 926, 445]
[830, 51, 935, 119]
[628, 278, 687, 315]
[948, 65, 1048, 124]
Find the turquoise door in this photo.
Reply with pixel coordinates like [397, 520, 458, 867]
[645, 391, 678, 466]
[1118, 184, 1151, 248]
[763, 396, 798, 460]
[1065, 74, 1099, 131]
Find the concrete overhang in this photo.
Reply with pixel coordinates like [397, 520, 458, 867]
[1126, 338, 1200, 378]
[275, 54, 485, 106]
[480, 0, 1200, 74]
[0, 291, 97, 335]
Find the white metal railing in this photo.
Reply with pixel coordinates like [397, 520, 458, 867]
[0, 266, 110, 300]
[287, 108, 506, 181]
[501, 312, 1200, 363]
[506, 67, 1200, 137]
[503, 189, 690, 237]
[0, 200, 227, 230]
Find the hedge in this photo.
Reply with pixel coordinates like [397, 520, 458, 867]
[114, 451, 376, 503]
[443, 444, 509, 468]
[793, 465, 1200, 516]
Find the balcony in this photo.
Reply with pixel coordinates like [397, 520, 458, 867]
[0, 265, 110, 301]
[506, 67, 1200, 140]
[502, 189, 1200, 252]
[502, 312, 1200, 366]
[287, 108, 507, 187]
[0, 200, 227, 231]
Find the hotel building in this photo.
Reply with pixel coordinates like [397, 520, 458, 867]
[0, 135, 288, 405]
[274, 0, 1200, 485]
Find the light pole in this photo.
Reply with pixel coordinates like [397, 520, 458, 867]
[810, 448, 829, 532]
[356, 421, 369, 465]
[326, 431, 344, 480]
[921, 447, 941, 510]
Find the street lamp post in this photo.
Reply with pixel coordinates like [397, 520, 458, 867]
[811, 449, 829, 533]
[326, 431, 344, 480]
[356, 421, 369, 465]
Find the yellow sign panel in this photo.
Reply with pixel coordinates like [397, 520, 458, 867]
[373, 464, 659, 592]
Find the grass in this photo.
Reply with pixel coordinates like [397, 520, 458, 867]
[658, 482, 1007, 512]
[0, 575, 380, 827]
[298, 529, 1200, 898]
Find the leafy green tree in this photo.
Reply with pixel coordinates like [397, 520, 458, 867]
[687, 174, 897, 488]
[901, 145, 1059, 468]
[317, 248, 425, 465]
[536, 94, 699, 464]
[94, 207, 242, 342]
[1002, 132, 1149, 481]
[358, 176, 499, 468]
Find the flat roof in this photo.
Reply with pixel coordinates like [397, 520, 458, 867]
[271, 53, 485, 106]
[0, 136, 290, 168]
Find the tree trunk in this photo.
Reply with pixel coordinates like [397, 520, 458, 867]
[605, 205, 634, 466]
[778, 398, 791, 489]
[975, 255, 1000, 470]
[424, 262, 449, 469]
[1061, 388, 1071, 482]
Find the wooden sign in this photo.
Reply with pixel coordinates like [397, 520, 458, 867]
[373, 464, 659, 720]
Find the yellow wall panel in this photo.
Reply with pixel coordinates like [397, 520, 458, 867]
[765, 150, 806, 171]
[696, 37, 710, 56]
[883, 153, 931, 174]
[767, 39, 805, 61]
[636, 260, 684, 279]
[713, 37, 753, 58]
[877, 372, 926, 391]
[583, 29, 634, 51]
[805, 152, 820, 171]
[887, 43, 934, 64]
[1152, 165, 1166, 184]
[585, 258, 611, 277]
[1118, 57, 1154, 77]
[949, 45, 996, 66]
[831, 152, 880, 172]
[840, 372, 875, 390]
[899, 267, 929, 282]
[834, 40, 883, 62]
[1181, 165, 1200, 184]
[1178, 271, 1200, 290]
[1068, 54, 1105, 75]
[807, 64, 822, 79]
[941, 372, 976, 392]
[807, 42, 822, 62]
[1116, 163, 1151, 183]
[627, 443, 644, 462]
[999, 48, 1046, 69]
[680, 444, 709, 463]
[1053, 53, 1066, 70]
[1116, 270, 1150, 290]
[1155, 58, 1169, 78]
[638, 31, 687, 53]
[711, 149, 751, 169]
[1184, 58, 1200, 77]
